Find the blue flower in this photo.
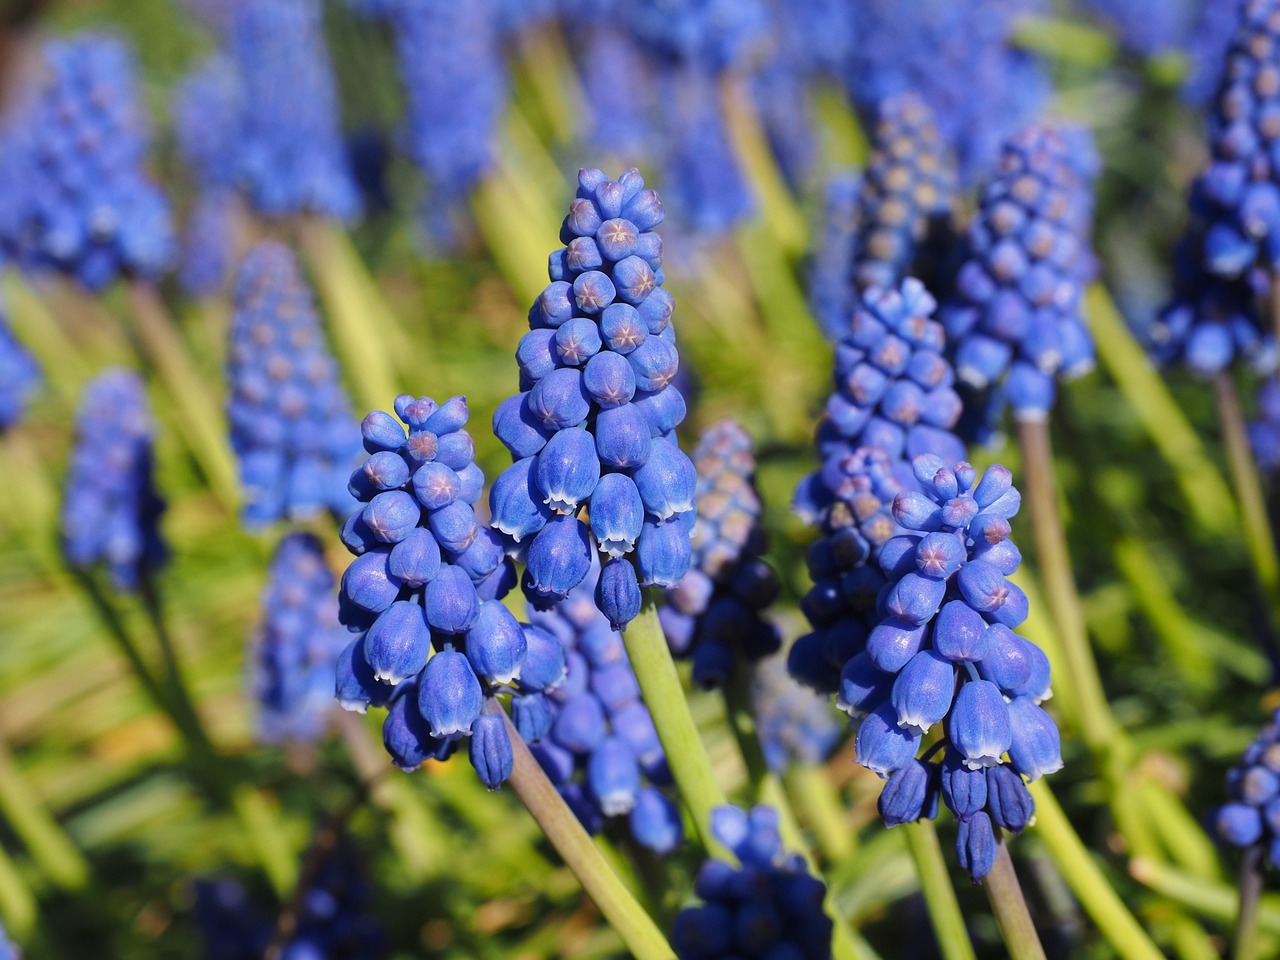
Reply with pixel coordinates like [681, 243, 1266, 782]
[808, 171, 862, 341]
[0, 34, 174, 288]
[1250, 377, 1280, 471]
[250, 533, 348, 744]
[1080, 0, 1193, 57]
[491, 168, 696, 627]
[671, 804, 833, 959]
[61, 369, 166, 591]
[226, 243, 362, 528]
[752, 657, 842, 776]
[0, 306, 40, 430]
[1213, 708, 1280, 865]
[335, 393, 561, 788]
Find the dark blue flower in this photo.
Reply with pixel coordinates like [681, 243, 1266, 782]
[808, 171, 862, 341]
[0, 307, 39, 430]
[1212, 708, 1280, 864]
[752, 657, 842, 776]
[1250, 377, 1280, 471]
[226, 243, 362, 527]
[1080, 0, 1193, 57]
[61, 369, 166, 591]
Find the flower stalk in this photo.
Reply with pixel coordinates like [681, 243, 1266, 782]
[984, 835, 1048, 960]
[903, 820, 978, 960]
[1235, 846, 1265, 960]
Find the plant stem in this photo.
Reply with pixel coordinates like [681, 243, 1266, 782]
[1131, 855, 1280, 934]
[784, 765, 855, 864]
[127, 280, 239, 513]
[1015, 417, 1116, 752]
[0, 737, 89, 893]
[1027, 779, 1166, 960]
[903, 821, 978, 960]
[621, 593, 729, 857]
[1235, 846, 1265, 960]
[984, 836, 1048, 960]
[502, 711, 675, 960]
[1215, 371, 1280, 658]
[1085, 284, 1237, 536]
[1, 270, 90, 402]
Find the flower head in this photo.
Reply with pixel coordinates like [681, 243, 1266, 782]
[61, 369, 166, 591]
[753, 656, 843, 775]
[1213, 708, 1280, 864]
[1251, 376, 1280, 471]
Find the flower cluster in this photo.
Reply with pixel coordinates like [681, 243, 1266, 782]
[753, 656, 842, 776]
[227, 0, 360, 221]
[941, 125, 1099, 424]
[671, 804, 833, 960]
[660, 420, 781, 688]
[808, 171, 861, 340]
[524, 562, 684, 854]
[1080, 0, 1193, 56]
[849, 457, 1061, 880]
[0, 309, 40, 430]
[61, 369, 166, 591]
[572, 21, 657, 162]
[1182, 0, 1242, 107]
[193, 842, 382, 959]
[622, 0, 769, 74]
[335, 394, 567, 789]
[250, 533, 347, 745]
[490, 167, 696, 629]
[852, 93, 956, 294]
[0, 34, 173, 290]
[1250, 376, 1280, 471]
[226, 243, 362, 528]
[1214, 708, 1280, 863]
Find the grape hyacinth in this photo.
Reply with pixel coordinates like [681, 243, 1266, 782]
[61, 369, 166, 591]
[661, 420, 781, 688]
[334, 393, 568, 789]
[852, 457, 1060, 881]
[489, 167, 697, 629]
[228, 0, 360, 221]
[1250, 376, 1280, 470]
[808, 171, 861, 341]
[250, 533, 348, 745]
[1182, 0, 1242, 107]
[622, 0, 769, 74]
[941, 125, 1100, 426]
[753, 656, 842, 776]
[573, 21, 658, 163]
[851, 93, 956, 294]
[0, 34, 174, 290]
[1214, 708, 1280, 862]
[227, 243, 361, 528]
[671, 804, 833, 959]
[1080, 0, 1193, 57]
[523, 561, 684, 854]
[0, 307, 40, 430]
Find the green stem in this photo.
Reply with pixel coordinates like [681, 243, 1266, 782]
[1131, 855, 1280, 934]
[502, 711, 674, 960]
[621, 594, 729, 857]
[0, 738, 89, 893]
[903, 821, 978, 960]
[1085, 284, 1237, 537]
[1015, 417, 1116, 753]
[1, 270, 91, 401]
[0, 841, 35, 941]
[1027, 780, 1166, 960]
[1214, 372, 1280, 647]
[126, 280, 239, 513]
[1235, 847, 1264, 960]
[784, 765, 854, 864]
[472, 166, 556, 305]
[984, 836, 1048, 960]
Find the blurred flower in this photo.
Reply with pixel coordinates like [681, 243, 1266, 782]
[1213, 708, 1280, 862]
[0, 921, 17, 960]
[573, 21, 658, 162]
[1080, 0, 1193, 57]
[1250, 376, 1280, 470]
[179, 190, 237, 297]
[753, 655, 842, 775]
[489, 167, 696, 627]
[61, 369, 166, 591]
[250, 533, 348, 745]
[671, 804, 833, 959]
[623, 0, 770, 73]
[0, 34, 174, 290]
[1182, 0, 1241, 107]
[660, 419, 782, 688]
[808, 171, 861, 340]
[0, 305, 40, 430]
[226, 243, 362, 528]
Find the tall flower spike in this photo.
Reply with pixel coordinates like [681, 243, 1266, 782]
[572, 21, 657, 162]
[0, 305, 40, 430]
[522, 559, 684, 854]
[671, 804, 833, 959]
[335, 393, 561, 789]
[1213, 708, 1280, 862]
[227, 243, 362, 528]
[661, 420, 782, 688]
[228, 0, 359, 221]
[250, 533, 347, 744]
[808, 171, 862, 341]
[0, 34, 174, 290]
[752, 655, 842, 776]
[61, 369, 166, 591]
[851, 93, 956, 294]
[941, 124, 1100, 429]
[490, 167, 697, 627]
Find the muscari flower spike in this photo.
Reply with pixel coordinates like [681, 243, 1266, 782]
[523, 559, 684, 854]
[489, 168, 697, 628]
[0, 305, 40, 430]
[851, 93, 956, 295]
[1250, 375, 1280, 470]
[753, 655, 842, 776]
[572, 20, 657, 163]
[335, 393, 568, 789]
[1214, 707, 1280, 862]
[227, 243, 362, 528]
[941, 124, 1100, 429]
[671, 804, 834, 960]
[850, 456, 1060, 881]
[660, 419, 782, 688]
[61, 369, 166, 592]
[228, 0, 360, 221]
[250, 533, 348, 745]
[0, 33, 174, 290]
[1182, 0, 1242, 107]
[809, 171, 862, 341]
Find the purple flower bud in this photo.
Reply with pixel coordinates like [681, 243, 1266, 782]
[914, 531, 966, 579]
[341, 549, 400, 615]
[1217, 803, 1264, 846]
[534, 427, 601, 513]
[364, 600, 430, 685]
[932, 600, 990, 662]
[956, 811, 997, 881]
[986, 765, 1034, 833]
[632, 437, 696, 521]
[978, 624, 1034, 692]
[628, 335, 679, 392]
[524, 515, 593, 606]
[573, 270, 617, 314]
[957, 559, 1013, 616]
[587, 736, 641, 815]
[884, 571, 947, 624]
[940, 748, 987, 819]
[631, 386, 687, 435]
[361, 490, 419, 543]
[878, 759, 932, 826]
[866, 617, 927, 673]
[517, 623, 569, 693]
[597, 557, 642, 631]
[636, 515, 693, 587]
[411, 461, 461, 511]
[424, 565, 479, 635]
[629, 786, 682, 854]
[518, 328, 559, 381]
[856, 702, 922, 778]
[418, 649, 483, 737]
[582, 351, 636, 408]
[612, 255, 657, 305]
[893, 490, 944, 531]
[950, 680, 1012, 770]
[384, 689, 454, 771]
[493, 392, 553, 459]
[512, 692, 553, 743]
[837, 652, 894, 716]
[335, 636, 391, 713]
[362, 410, 406, 452]
[465, 601, 527, 685]
[556, 318, 603, 366]
[362, 450, 410, 490]
[453, 527, 505, 582]
[468, 711, 513, 790]
[551, 693, 606, 754]
[427, 499, 479, 554]
[528, 367, 591, 429]
[590, 474, 644, 558]
[1006, 696, 1063, 780]
[490, 457, 553, 544]
[600, 303, 647, 354]
[891, 650, 956, 735]
[595, 403, 652, 468]
[536, 281, 575, 327]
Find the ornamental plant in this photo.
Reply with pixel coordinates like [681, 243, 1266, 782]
[489, 167, 696, 629]
[0, 308, 40, 430]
